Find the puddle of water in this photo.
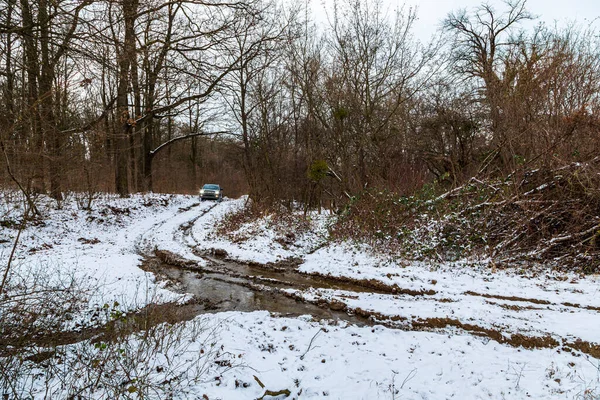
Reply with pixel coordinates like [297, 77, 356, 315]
[157, 264, 367, 325]
[205, 257, 388, 294]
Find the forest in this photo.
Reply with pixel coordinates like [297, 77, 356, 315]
[1, 1, 600, 398]
[0, 0, 597, 196]
[2, 0, 600, 271]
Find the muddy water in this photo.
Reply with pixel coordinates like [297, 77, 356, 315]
[153, 261, 369, 325]
[203, 256, 387, 293]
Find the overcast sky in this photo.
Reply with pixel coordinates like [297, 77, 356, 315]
[312, 0, 600, 43]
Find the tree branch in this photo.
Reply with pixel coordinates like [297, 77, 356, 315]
[149, 130, 231, 157]
[60, 97, 117, 135]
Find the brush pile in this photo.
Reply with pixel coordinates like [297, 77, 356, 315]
[332, 158, 600, 274]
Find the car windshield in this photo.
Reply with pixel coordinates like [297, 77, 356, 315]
[203, 184, 219, 190]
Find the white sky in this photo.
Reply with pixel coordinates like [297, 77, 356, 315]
[312, 0, 600, 43]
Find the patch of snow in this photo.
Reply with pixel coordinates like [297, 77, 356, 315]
[191, 198, 329, 263]
[0, 193, 199, 326]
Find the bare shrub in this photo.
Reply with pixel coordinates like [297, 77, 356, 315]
[0, 264, 91, 352]
[0, 262, 230, 398]
[216, 199, 314, 245]
[331, 159, 600, 273]
[70, 164, 103, 211]
[0, 314, 229, 398]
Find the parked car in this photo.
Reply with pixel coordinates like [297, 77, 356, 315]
[199, 183, 223, 202]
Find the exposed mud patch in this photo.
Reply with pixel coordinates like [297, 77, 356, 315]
[567, 340, 600, 358]
[199, 256, 394, 295]
[154, 249, 203, 270]
[486, 300, 544, 311]
[562, 302, 600, 312]
[464, 290, 552, 305]
[204, 253, 437, 296]
[277, 293, 600, 358]
[466, 290, 600, 312]
[178, 202, 201, 213]
[306, 272, 437, 296]
[1, 301, 202, 357]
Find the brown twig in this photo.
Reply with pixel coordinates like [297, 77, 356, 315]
[0, 206, 30, 293]
[0, 140, 40, 216]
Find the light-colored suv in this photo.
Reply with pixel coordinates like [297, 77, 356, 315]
[199, 184, 223, 202]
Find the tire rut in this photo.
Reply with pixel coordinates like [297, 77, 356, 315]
[139, 202, 600, 360]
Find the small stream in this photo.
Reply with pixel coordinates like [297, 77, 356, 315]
[147, 256, 372, 326]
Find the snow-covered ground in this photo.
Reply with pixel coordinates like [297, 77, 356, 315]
[190, 197, 330, 264]
[0, 192, 201, 324]
[188, 312, 600, 400]
[1, 194, 599, 399]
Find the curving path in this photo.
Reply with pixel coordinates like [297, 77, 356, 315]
[135, 200, 600, 358]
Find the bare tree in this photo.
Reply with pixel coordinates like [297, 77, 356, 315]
[219, 0, 299, 202]
[412, 80, 483, 186]
[323, 0, 438, 193]
[444, 0, 532, 170]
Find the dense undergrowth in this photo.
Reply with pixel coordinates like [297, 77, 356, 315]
[218, 160, 600, 274]
[331, 160, 600, 274]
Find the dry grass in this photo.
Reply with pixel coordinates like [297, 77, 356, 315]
[216, 200, 313, 245]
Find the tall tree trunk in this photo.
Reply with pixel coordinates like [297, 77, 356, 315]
[39, 0, 63, 201]
[143, 115, 153, 191]
[190, 136, 198, 187]
[101, 58, 112, 160]
[131, 54, 142, 191]
[115, 0, 138, 197]
[140, 3, 176, 192]
[3, 0, 15, 128]
[142, 81, 155, 192]
[20, 0, 43, 192]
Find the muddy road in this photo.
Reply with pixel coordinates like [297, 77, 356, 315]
[138, 201, 391, 320]
[135, 201, 600, 358]
[144, 257, 369, 324]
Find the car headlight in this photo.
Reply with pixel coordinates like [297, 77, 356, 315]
[200, 189, 204, 194]
[215, 191, 220, 195]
